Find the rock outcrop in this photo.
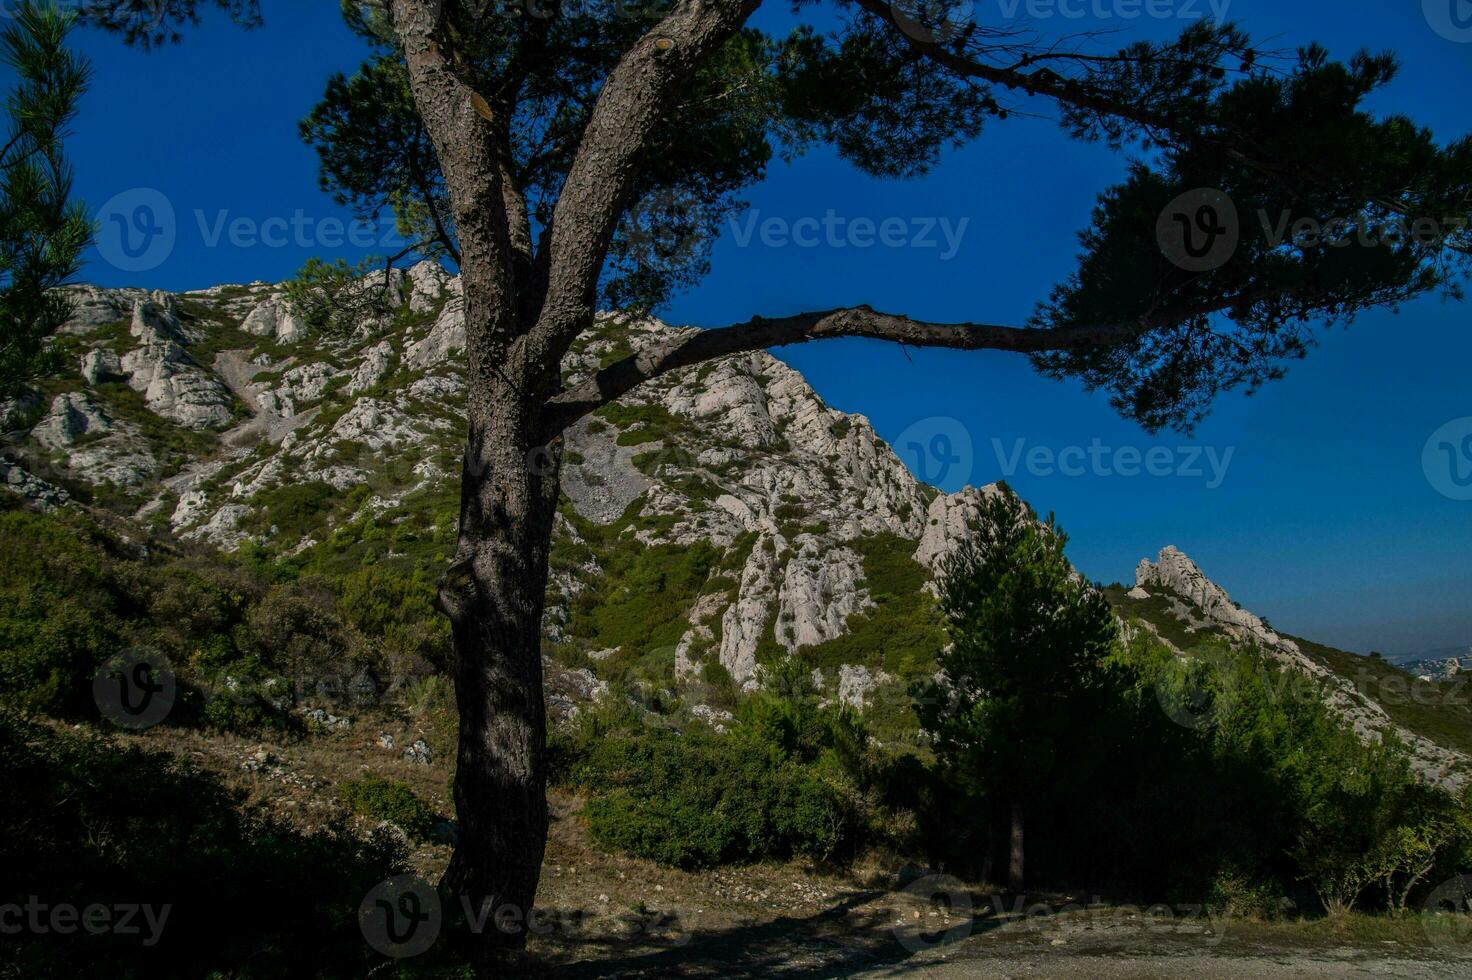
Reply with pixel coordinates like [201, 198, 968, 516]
[241, 296, 308, 342]
[1135, 546, 1296, 652]
[119, 299, 234, 429]
[1125, 546, 1468, 791]
[31, 392, 112, 449]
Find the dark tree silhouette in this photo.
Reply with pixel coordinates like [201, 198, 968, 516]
[0, 2, 90, 397]
[918, 483, 1120, 893]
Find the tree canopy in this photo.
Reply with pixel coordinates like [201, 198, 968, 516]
[82, 1, 1472, 433]
[293, 2, 1472, 434]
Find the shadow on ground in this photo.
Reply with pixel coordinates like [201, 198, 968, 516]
[550, 886, 1005, 978]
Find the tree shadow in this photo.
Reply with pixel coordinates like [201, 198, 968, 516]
[0, 711, 404, 979]
[548, 885, 1010, 978]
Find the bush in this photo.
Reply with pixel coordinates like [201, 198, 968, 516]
[558, 682, 865, 869]
[0, 507, 124, 713]
[243, 480, 339, 540]
[574, 728, 849, 867]
[340, 775, 438, 840]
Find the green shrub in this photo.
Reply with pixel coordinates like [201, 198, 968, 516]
[243, 480, 339, 541]
[0, 507, 124, 713]
[559, 681, 864, 869]
[339, 775, 438, 840]
[574, 727, 849, 867]
[566, 535, 719, 662]
[200, 687, 289, 735]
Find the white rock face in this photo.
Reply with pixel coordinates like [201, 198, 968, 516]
[720, 535, 783, 686]
[58, 284, 146, 334]
[347, 340, 395, 395]
[1135, 546, 1296, 653]
[407, 259, 451, 313]
[913, 484, 1000, 572]
[560, 418, 651, 525]
[405, 297, 466, 368]
[777, 539, 871, 648]
[31, 392, 111, 449]
[266, 361, 339, 413]
[65, 439, 157, 487]
[171, 488, 212, 528]
[184, 502, 251, 549]
[119, 300, 234, 429]
[241, 296, 308, 342]
[671, 359, 779, 448]
[837, 664, 891, 710]
[80, 348, 124, 385]
[29, 391, 155, 486]
[327, 399, 431, 452]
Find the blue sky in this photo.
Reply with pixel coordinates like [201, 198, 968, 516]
[46, 0, 1472, 655]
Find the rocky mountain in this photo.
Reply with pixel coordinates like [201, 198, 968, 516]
[1116, 548, 1471, 790]
[3, 264, 1468, 782]
[0, 265, 987, 728]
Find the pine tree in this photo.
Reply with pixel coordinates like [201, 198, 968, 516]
[0, 1, 90, 398]
[920, 484, 1120, 892]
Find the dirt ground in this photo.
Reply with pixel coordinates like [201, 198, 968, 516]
[119, 719, 1472, 978]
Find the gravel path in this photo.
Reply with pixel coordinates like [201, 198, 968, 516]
[857, 951, 1472, 979]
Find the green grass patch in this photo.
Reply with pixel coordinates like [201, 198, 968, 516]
[339, 776, 438, 840]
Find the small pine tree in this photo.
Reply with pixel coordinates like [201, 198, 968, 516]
[919, 483, 1120, 892]
[0, 1, 91, 398]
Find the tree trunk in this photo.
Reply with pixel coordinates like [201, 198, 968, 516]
[436, 369, 562, 965]
[980, 823, 995, 887]
[1008, 800, 1025, 894]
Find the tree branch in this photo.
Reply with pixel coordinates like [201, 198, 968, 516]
[393, 0, 523, 356]
[538, 279, 1296, 440]
[539, 308, 1115, 439]
[523, 0, 762, 384]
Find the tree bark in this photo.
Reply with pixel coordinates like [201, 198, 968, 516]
[1009, 800, 1025, 894]
[387, 7, 561, 961]
[436, 373, 561, 962]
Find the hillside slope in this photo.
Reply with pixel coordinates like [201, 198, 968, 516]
[3, 265, 1467, 778]
[1111, 547, 1471, 789]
